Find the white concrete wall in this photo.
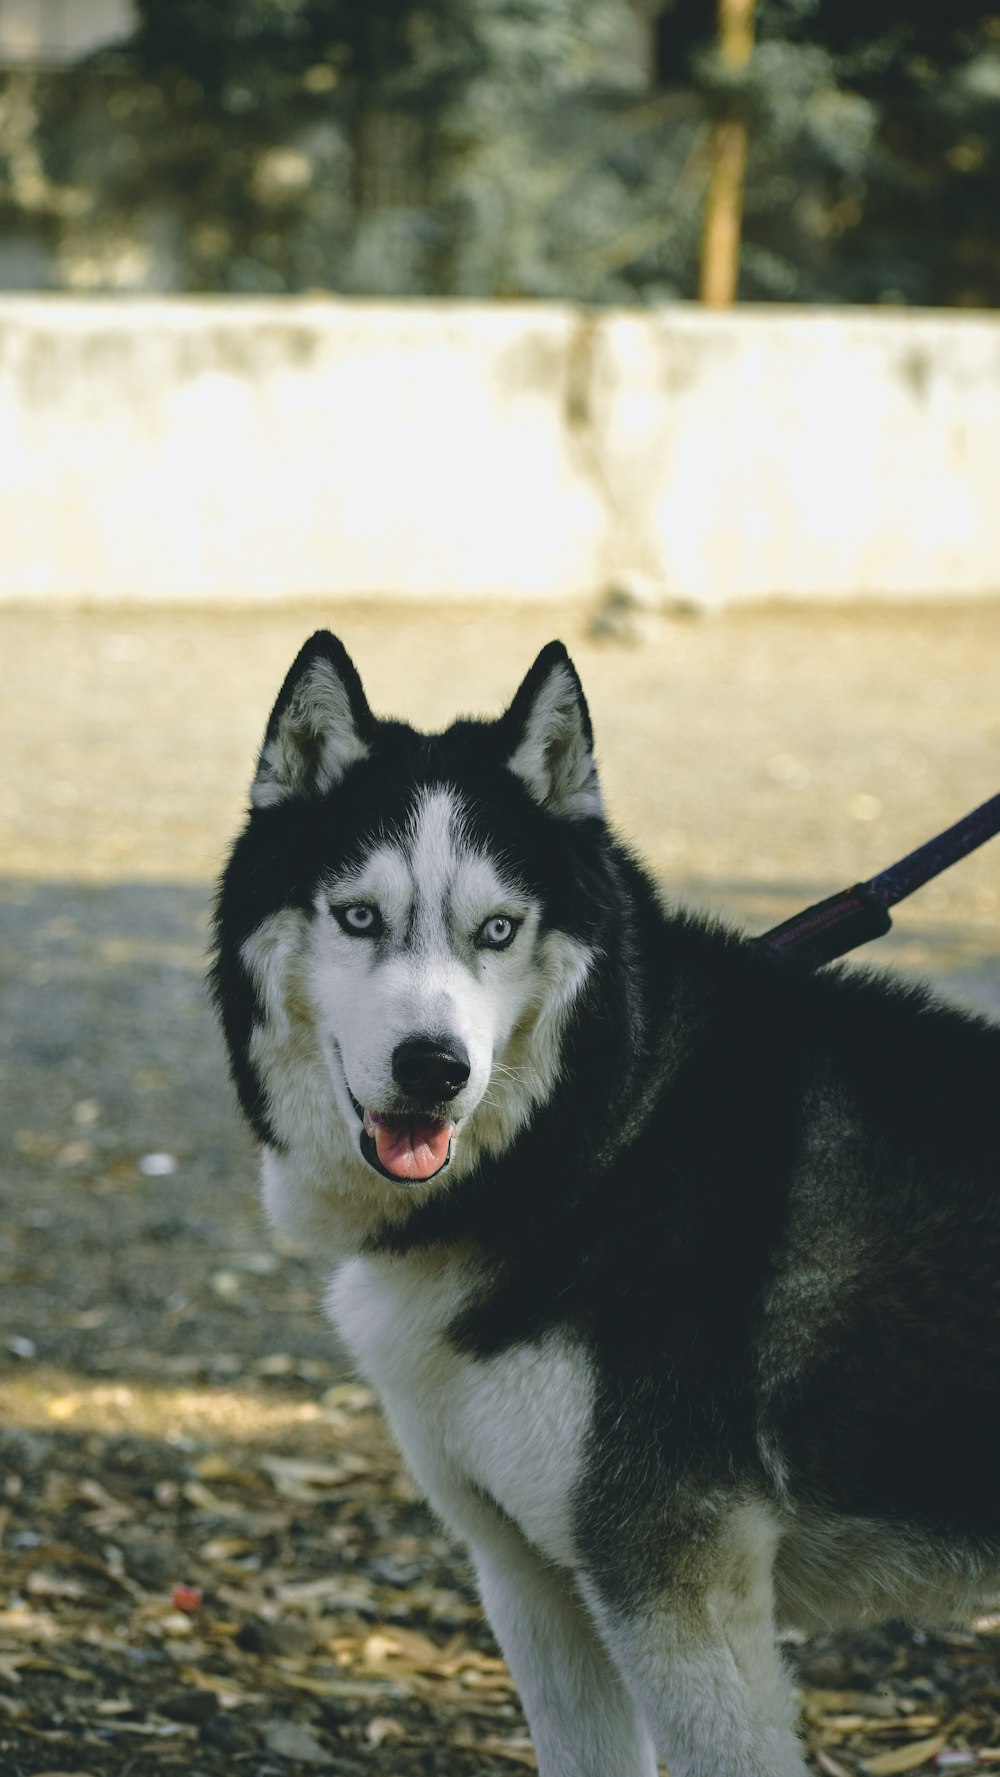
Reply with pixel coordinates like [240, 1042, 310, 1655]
[0, 296, 998, 603]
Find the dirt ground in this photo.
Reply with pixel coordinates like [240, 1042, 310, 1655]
[3, 596, 1000, 1776]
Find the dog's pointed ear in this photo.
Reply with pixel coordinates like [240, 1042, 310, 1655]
[500, 642, 603, 821]
[251, 632, 374, 808]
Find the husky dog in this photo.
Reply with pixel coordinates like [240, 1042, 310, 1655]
[213, 632, 1000, 1777]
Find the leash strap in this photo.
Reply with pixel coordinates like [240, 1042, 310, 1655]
[756, 789, 1000, 970]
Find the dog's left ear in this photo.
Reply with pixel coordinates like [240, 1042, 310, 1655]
[251, 632, 375, 808]
[500, 642, 603, 821]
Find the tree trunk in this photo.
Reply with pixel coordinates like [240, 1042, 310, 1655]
[699, 0, 756, 307]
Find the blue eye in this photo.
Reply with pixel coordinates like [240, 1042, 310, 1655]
[476, 915, 519, 951]
[334, 904, 382, 938]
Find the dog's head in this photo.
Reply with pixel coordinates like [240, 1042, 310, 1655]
[214, 634, 607, 1232]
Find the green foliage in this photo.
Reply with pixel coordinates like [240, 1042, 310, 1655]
[0, 0, 998, 304]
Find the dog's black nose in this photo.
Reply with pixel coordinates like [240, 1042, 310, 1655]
[392, 1037, 471, 1102]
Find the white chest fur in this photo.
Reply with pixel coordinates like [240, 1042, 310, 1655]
[328, 1253, 595, 1568]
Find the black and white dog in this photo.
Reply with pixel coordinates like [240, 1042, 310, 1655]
[213, 632, 1000, 1777]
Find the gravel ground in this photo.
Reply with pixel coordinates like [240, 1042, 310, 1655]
[2, 596, 1000, 1775]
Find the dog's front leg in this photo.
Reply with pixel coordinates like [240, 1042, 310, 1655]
[466, 1512, 657, 1777]
[579, 1499, 807, 1777]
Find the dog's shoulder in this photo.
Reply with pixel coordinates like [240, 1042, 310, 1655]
[329, 1248, 595, 1564]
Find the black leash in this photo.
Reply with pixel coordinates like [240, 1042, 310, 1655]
[756, 790, 1000, 970]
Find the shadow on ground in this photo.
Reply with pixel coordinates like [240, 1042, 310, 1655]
[5, 872, 998, 1380]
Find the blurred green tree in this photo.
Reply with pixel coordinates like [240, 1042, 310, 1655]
[699, 0, 756, 307]
[673, 0, 1000, 304]
[0, 0, 997, 303]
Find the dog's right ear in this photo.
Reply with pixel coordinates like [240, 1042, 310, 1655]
[499, 641, 603, 821]
[251, 632, 374, 808]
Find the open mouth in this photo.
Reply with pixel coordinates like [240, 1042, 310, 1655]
[348, 1091, 455, 1184]
[364, 1110, 456, 1183]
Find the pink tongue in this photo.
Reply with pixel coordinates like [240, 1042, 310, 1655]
[374, 1116, 453, 1181]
